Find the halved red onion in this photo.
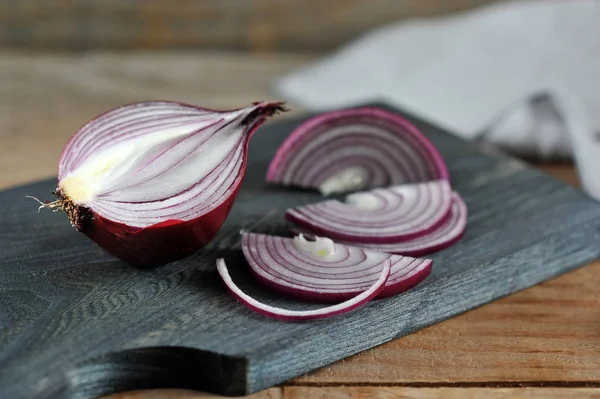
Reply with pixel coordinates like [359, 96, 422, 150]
[326, 193, 467, 256]
[42, 101, 285, 265]
[216, 258, 391, 321]
[266, 107, 449, 195]
[240, 232, 432, 302]
[285, 180, 452, 244]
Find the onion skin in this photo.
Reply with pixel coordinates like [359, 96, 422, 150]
[80, 192, 238, 266]
[56, 101, 286, 266]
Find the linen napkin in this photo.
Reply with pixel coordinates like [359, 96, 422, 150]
[274, 0, 600, 201]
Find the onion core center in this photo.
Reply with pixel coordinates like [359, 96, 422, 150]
[292, 234, 336, 258]
[319, 166, 367, 195]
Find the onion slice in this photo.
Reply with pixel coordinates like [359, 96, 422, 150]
[216, 258, 391, 321]
[241, 232, 432, 302]
[324, 193, 467, 256]
[285, 180, 453, 244]
[266, 107, 449, 195]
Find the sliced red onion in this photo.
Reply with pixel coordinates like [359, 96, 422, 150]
[240, 232, 432, 302]
[286, 180, 452, 244]
[43, 101, 285, 265]
[313, 193, 467, 257]
[266, 107, 449, 195]
[216, 258, 391, 321]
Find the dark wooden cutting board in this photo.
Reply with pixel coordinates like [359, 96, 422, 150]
[2, 103, 600, 399]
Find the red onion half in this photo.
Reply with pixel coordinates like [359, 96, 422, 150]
[266, 107, 449, 195]
[239, 232, 432, 302]
[216, 258, 391, 321]
[286, 180, 453, 244]
[41, 101, 285, 265]
[335, 193, 467, 256]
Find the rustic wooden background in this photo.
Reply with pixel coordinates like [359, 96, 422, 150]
[0, 0, 502, 51]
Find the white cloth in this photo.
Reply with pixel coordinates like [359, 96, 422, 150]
[274, 0, 600, 201]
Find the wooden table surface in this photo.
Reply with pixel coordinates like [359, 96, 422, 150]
[1, 51, 599, 399]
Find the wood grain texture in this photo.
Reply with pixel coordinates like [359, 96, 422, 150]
[284, 387, 600, 398]
[101, 388, 281, 399]
[2, 103, 600, 399]
[294, 258, 600, 384]
[103, 387, 600, 399]
[0, 0, 503, 51]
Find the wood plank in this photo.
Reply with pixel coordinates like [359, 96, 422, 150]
[101, 388, 280, 399]
[0, 0, 502, 52]
[294, 258, 600, 384]
[101, 387, 600, 399]
[284, 387, 600, 399]
[536, 164, 579, 187]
